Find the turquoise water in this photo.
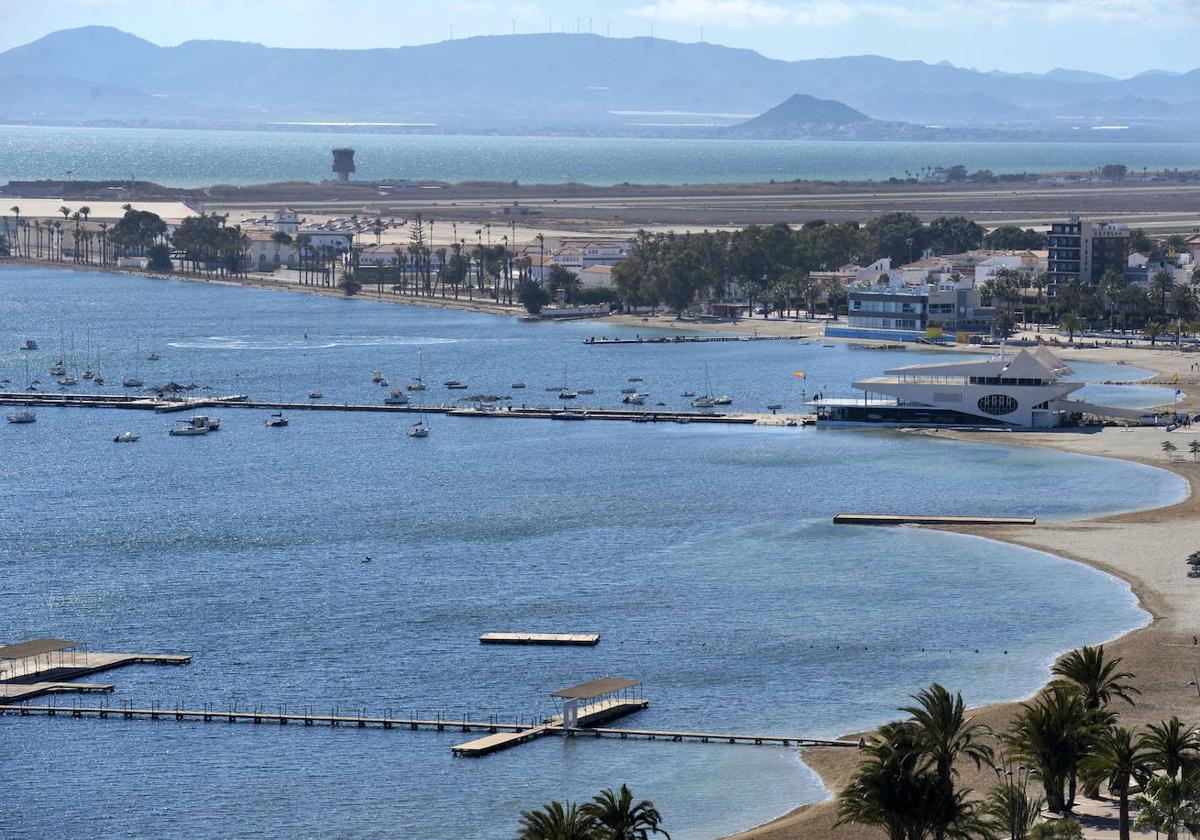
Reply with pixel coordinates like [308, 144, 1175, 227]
[4, 125, 1200, 186]
[0, 267, 1187, 839]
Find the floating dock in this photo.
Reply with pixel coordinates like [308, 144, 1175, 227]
[479, 632, 600, 646]
[0, 638, 191, 702]
[833, 514, 1037, 526]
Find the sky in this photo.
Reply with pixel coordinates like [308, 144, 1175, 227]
[0, 0, 1196, 78]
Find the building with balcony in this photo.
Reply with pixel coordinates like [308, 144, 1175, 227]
[1047, 217, 1129, 292]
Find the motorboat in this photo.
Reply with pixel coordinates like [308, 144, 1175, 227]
[169, 423, 208, 436]
[265, 412, 289, 427]
[445, 380, 468, 389]
[407, 419, 430, 438]
[6, 410, 36, 424]
[577, 388, 595, 395]
[93, 375, 105, 385]
[622, 393, 646, 405]
[620, 387, 637, 394]
[309, 389, 324, 399]
[558, 390, 578, 400]
[57, 376, 77, 386]
[378, 379, 390, 387]
[407, 378, 427, 391]
[628, 376, 642, 382]
[82, 370, 94, 380]
[384, 388, 409, 405]
[49, 362, 66, 376]
[712, 395, 733, 406]
[766, 403, 783, 411]
[189, 415, 220, 431]
[20, 339, 37, 351]
[545, 385, 564, 392]
[113, 431, 139, 443]
[551, 411, 587, 421]
[122, 377, 143, 388]
[371, 370, 384, 383]
[681, 390, 696, 397]
[691, 396, 715, 408]
[147, 352, 160, 361]
[511, 382, 526, 389]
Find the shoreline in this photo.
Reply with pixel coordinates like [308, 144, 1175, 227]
[733, 361, 1200, 838]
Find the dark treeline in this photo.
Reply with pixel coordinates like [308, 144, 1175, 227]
[610, 215, 1047, 316]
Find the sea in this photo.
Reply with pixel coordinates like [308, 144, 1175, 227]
[0, 266, 1187, 839]
[4, 125, 1200, 187]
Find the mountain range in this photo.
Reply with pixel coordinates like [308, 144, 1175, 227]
[3, 26, 1200, 139]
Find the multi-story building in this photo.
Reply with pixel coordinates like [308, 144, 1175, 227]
[826, 276, 995, 341]
[1047, 217, 1129, 291]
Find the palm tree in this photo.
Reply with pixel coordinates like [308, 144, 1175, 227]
[981, 774, 1044, 840]
[518, 800, 599, 840]
[1150, 269, 1175, 316]
[1051, 645, 1138, 711]
[901, 683, 994, 794]
[1142, 717, 1200, 780]
[1163, 440, 1179, 457]
[1189, 440, 1200, 461]
[581, 785, 669, 839]
[836, 721, 943, 840]
[1146, 320, 1164, 347]
[1132, 776, 1200, 840]
[1060, 311, 1081, 342]
[1080, 726, 1152, 840]
[1005, 685, 1101, 814]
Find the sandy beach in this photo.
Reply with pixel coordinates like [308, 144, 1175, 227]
[734, 348, 1200, 840]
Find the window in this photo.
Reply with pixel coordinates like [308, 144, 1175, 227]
[977, 394, 1018, 416]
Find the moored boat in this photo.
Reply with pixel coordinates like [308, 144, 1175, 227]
[265, 412, 289, 427]
[6, 409, 36, 424]
[384, 388, 409, 405]
[113, 431, 139, 443]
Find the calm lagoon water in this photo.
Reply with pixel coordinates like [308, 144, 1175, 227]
[4, 124, 1200, 186]
[0, 267, 1187, 839]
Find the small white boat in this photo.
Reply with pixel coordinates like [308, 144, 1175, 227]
[7, 410, 36, 424]
[57, 376, 77, 386]
[169, 423, 208, 436]
[407, 420, 430, 438]
[378, 379, 390, 387]
[691, 396, 715, 408]
[113, 431, 139, 443]
[511, 382, 526, 389]
[623, 393, 646, 405]
[558, 390, 578, 399]
[551, 410, 587, 421]
[265, 412, 289, 427]
[371, 370, 384, 383]
[384, 388, 409, 405]
[309, 389, 324, 400]
[20, 339, 37, 351]
[628, 376, 642, 382]
[712, 395, 733, 406]
[681, 390, 696, 397]
[407, 378, 427, 391]
[189, 415, 220, 431]
[445, 380, 468, 389]
[122, 377, 143, 388]
[49, 362, 66, 376]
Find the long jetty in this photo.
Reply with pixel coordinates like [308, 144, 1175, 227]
[833, 514, 1037, 526]
[0, 702, 856, 751]
[0, 392, 808, 426]
[583, 335, 809, 346]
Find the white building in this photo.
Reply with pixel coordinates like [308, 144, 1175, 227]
[816, 347, 1154, 428]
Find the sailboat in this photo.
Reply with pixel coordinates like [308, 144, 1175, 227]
[7, 409, 36, 424]
[309, 355, 323, 399]
[407, 349, 427, 391]
[384, 387, 409, 405]
[692, 365, 717, 408]
[265, 411, 289, 427]
[407, 411, 430, 437]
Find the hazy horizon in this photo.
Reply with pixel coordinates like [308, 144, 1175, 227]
[1, 0, 1196, 79]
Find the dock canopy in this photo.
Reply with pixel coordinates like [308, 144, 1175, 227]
[0, 638, 82, 660]
[552, 678, 640, 700]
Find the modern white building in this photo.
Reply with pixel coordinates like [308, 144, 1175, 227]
[816, 347, 1155, 428]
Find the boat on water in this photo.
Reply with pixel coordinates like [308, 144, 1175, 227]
[20, 339, 37, 351]
[551, 411, 587, 421]
[545, 385, 564, 392]
[691, 396, 715, 408]
[712, 395, 733, 406]
[628, 376, 643, 382]
[93, 375, 105, 385]
[82, 368, 94, 380]
[169, 423, 208, 436]
[7, 410, 36, 424]
[147, 352, 160, 361]
[407, 419, 430, 438]
[309, 389, 324, 399]
[57, 376, 77, 387]
[378, 379, 390, 387]
[189, 415, 220, 431]
[113, 431, 139, 443]
[445, 380, 468, 389]
[372, 370, 384, 383]
[122, 377, 143, 388]
[558, 390, 578, 399]
[767, 403, 783, 411]
[408, 349, 428, 391]
[265, 412, 289, 427]
[623, 393, 646, 405]
[384, 388, 409, 405]
[681, 390, 696, 397]
[578, 388, 595, 395]
[620, 387, 638, 394]
[511, 382, 526, 389]
[407, 378, 427, 391]
[49, 362, 66, 376]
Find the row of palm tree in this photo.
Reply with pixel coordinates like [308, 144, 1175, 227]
[518, 784, 669, 840]
[838, 645, 1200, 839]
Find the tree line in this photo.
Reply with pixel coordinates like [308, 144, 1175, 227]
[838, 644, 1200, 840]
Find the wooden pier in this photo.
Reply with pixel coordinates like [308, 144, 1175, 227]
[479, 632, 600, 646]
[833, 513, 1037, 526]
[0, 391, 803, 426]
[583, 335, 808, 346]
[0, 638, 191, 703]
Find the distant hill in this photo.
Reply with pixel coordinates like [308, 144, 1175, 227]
[724, 94, 878, 139]
[1, 27, 1199, 136]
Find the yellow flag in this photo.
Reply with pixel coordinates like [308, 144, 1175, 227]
[793, 370, 806, 378]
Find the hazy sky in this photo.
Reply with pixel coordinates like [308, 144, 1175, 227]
[1, 0, 1195, 78]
